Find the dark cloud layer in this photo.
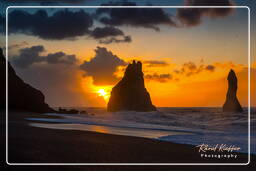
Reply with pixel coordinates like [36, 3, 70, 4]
[177, 0, 234, 26]
[5, 0, 236, 42]
[8, 9, 131, 44]
[12, 45, 77, 68]
[96, 1, 176, 31]
[9, 9, 93, 40]
[80, 46, 127, 85]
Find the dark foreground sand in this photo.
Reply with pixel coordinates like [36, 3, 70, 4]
[1, 110, 255, 170]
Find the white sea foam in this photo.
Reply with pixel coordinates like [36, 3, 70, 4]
[26, 107, 256, 154]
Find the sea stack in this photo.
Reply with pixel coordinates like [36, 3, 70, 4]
[223, 69, 243, 112]
[0, 47, 55, 113]
[107, 60, 156, 112]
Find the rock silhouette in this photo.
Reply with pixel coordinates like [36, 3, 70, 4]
[58, 107, 79, 114]
[0, 47, 55, 113]
[223, 69, 243, 112]
[107, 60, 156, 112]
[58, 107, 88, 114]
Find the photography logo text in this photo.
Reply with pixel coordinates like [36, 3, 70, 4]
[196, 143, 241, 159]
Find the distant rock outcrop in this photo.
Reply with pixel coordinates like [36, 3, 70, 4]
[107, 60, 156, 112]
[223, 69, 243, 112]
[58, 107, 79, 114]
[0, 48, 55, 113]
[57, 108, 88, 114]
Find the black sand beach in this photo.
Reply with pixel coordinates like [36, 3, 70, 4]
[1, 110, 255, 167]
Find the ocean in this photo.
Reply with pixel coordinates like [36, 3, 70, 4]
[26, 107, 256, 154]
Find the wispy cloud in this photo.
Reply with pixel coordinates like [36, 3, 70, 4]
[173, 61, 216, 77]
[145, 73, 172, 83]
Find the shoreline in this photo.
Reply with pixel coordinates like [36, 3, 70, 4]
[25, 110, 253, 155]
[3, 110, 254, 164]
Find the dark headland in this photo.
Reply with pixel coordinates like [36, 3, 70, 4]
[0, 48, 54, 113]
[107, 60, 156, 112]
[223, 69, 243, 112]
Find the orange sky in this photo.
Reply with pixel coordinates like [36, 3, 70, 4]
[6, 7, 254, 108]
[76, 60, 255, 107]
[8, 34, 254, 107]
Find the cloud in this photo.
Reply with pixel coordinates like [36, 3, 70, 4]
[177, 0, 235, 26]
[91, 26, 124, 39]
[99, 35, 132, 44]
[143, 60, 169, 67]
[8, 9, 131, 44]
[213, 62, 236, 69]
[174, 61, 216, 76]
[183, 62, 197, 71]
[95, 1, 176, 31]
[205, 64, 215, 72]
[145, 73, 172, 83]
[12, 46, 45, 68]
[90, 26, 132, 44]
[12, 45, 77, 68]
[9, 9, 93, 40]
[80, 46, 127, 85]
[6, 1, 235, 43]
[8, 41, 29, 50]
[45, 52, 77, 65]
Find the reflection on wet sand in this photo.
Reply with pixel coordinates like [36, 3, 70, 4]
[29, 123, 190, 139]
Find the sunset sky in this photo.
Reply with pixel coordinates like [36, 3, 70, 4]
[0, 0, 255, 107]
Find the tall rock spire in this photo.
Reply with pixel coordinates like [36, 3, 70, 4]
[223, 69, 243, 112]
[107, 60, 156, 112]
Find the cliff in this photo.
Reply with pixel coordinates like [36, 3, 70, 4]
[107, 60, 156, 112]
[0, 48, 55, 113]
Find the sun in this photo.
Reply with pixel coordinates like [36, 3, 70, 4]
[97, 88, 110, 101]
[98, 89, 107, 97]
[93, 85, 112, 102]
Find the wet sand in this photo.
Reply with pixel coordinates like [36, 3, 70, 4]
[1, 110, 255, 170]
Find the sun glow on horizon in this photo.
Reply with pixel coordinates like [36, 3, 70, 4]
[96, 87, 111, 102]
